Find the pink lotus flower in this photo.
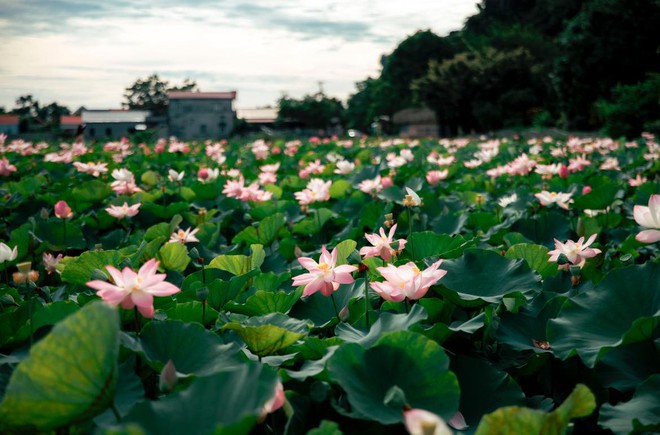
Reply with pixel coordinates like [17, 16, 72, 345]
[0, 157, 18, 176]
[568, 154, 591, 172]
[197, 167, 219, 183]
[86, 258, 181, 318]
[334, 160, 355, 175]
[359, 224, 407, 261]
[111, 168, 142, 194]
[258, 171, 277, 185]
[535, 191, 573, 209]
[292, 246, 357, 297]
[548, 234, 601, 269]
[358, 175, 384, 195]
[426, 170, 448, 185]
[404, 409, 452, 435]
[54, 200, 73, 219]
[168, 227, 200, 244]
[106, 202, 141, 219]
[43, 252, 63, 274]
[294, 178, 331, 205]
[370, 259, 447, 302]
[628, 174, 648, 187]
[633, 194, 660, 243]
[260, 381, 285, 420]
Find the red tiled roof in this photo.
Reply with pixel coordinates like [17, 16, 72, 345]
[0, 115, 19, 125]
[61, 115, 82, 125]
[168, 91, 237, 100]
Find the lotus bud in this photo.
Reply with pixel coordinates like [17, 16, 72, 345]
[196, 286, 209, 302]
[582, 185, 592, 195]
[558, 165, 570, 179]
[294, 245, 303, 258]
[159, 360, 178, 393]
[339, 305, 350, 322]
[40, 208, 50, 220]
[54, 200, 73, 219]
[381, 176, 394, 188]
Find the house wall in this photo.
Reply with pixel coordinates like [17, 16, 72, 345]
[0, 124, 19, 135]
[86, 122, 140, 139]
[399, 123, 439, 138]
[168, 99, 234, 140]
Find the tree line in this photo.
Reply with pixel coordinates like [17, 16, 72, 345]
[285, 0, 660, 138]
[4, 0, 657, 138]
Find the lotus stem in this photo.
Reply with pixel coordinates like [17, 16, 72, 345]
[330, 293, 340, 321]
[364, 272, 370, 328]
[407, 207, 414, 260]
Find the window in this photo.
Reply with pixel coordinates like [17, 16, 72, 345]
[200, 124, 207, 134]
[89, 128, 95, 137]
[106, 127, 112, 137]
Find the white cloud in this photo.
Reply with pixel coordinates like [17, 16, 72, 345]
[0, 0, 479, 110]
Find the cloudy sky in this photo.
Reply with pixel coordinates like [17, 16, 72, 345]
[0, 0, 479, 111]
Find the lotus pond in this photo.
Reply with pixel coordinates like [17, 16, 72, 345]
[0, 133, 658, 434]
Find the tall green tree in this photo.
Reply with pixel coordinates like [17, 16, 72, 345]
[277, 92, 344, 131]
[413, 48, 542, 133]
[552, 0, 660, 129]
[10, 95, 69, 132]
[123, 74, 198, 116]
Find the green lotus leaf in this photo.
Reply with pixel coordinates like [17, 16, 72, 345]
[511, 211, 571, 246]
[70, 179, 112, 205]
[60, 249, 126, 285]
[547, 263, 659, 367]
[409, 231, 474, 260]
[158, 242, 190, 272]
[233, 212, 285, 246]
[437, 248, 541, 306]
[451, 355, 525, 427]
[572, 182, 619, 211]
[292, 208, 334, 235]
[139, 320, 242, 375]
[598, 374, 660, 434]
[328, 330, 460, 424]
[335, 303, 428, 348]
[165, 301, 219, 327]
[475, 384, 596, 434]
[223, 313, 310, 357]
[225, 288, 302, 316]
[0, 301, 119, 431]
[208, 244, 265, 275]
[505, 243, 559, 278]
[123, 363, 277, 435]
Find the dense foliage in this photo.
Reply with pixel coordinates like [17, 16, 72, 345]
[0, 132, 658, 434]
[346, 0, 660, 136]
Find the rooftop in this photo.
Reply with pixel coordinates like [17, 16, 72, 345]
[237, 107, 278, 123]
[60, 115, 82, 125]
[0, 115, 19, 125]
[82, 110, 150, 124]
[168, 91, 237, 100]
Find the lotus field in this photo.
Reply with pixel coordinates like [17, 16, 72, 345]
[0, 132, 659, 434]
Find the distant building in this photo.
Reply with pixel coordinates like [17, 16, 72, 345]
[237, 107, 277, 126]
[82, 110, 150, 139]
[393, 108, 439, 138]
[168, 91, 236, 140]
[60, 115, 82, 137]
[0, 115, 20, 136]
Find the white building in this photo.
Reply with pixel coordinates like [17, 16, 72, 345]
[82, 110, 150, 139]
[168, 91, 236, 140]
